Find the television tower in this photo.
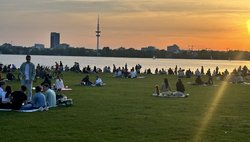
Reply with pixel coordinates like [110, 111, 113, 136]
[96, 15, 101, 55]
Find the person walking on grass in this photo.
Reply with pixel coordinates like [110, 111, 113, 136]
[20, 55, 36, 102]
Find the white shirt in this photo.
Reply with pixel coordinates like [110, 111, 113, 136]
[117, 70, 122, 76]
[130, 71, 137, 78]
[1, 92, 10, 103]
[95, 78, 103, 85]
[195, 69, 200, 77]
[25, 63, 30, 80]
[55, 79, 65, 89]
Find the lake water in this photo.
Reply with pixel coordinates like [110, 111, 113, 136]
[0, 54, 249, 73]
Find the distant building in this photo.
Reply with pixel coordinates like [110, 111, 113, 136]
[33, 44, 45, 49]
[1, 43, 12, 48]
[50, 32, 60, 48]
[141, 46, 157, 52]
[167, 44, 181, 54]
[59, 43, 70, 49]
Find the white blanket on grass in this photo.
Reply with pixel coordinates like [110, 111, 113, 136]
[32, 87, 73, 91]
[0, 107, 47, 112]
[152, 91, 189, 98]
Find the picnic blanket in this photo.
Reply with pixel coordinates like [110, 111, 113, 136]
[61, 88, 73, 91]
[74, 83, 106, 87]
[243, 82, 250, 85]
[187, 82, 218, 86]
[0, 98, 73, 113]
[152, 91, 189, 98]
[0, 107, 46, 112]
[32, 87, 73, 91]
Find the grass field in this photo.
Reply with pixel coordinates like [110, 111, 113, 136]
[1, 72, 250, 142]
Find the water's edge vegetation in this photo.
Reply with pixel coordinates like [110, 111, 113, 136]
[1, 45, 250, 60]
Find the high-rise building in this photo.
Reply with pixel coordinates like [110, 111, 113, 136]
[50, 32, 60, 48]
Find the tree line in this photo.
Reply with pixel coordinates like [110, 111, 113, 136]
[0, 44, 250, 60]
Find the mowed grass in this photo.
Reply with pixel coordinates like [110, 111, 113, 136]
[1, 72, 250, 142]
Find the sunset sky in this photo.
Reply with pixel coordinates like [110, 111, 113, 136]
[0, 0, 250, 51]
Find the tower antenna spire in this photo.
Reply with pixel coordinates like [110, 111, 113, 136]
[96, 15, 101, 55]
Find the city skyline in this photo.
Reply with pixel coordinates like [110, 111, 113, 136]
[0, 0, 250, 51]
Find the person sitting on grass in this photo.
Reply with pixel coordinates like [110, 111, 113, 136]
[43, 84, 56, 107]
[95, 76, 103, 86]
[21, 86, 46, 110]
[206, 74, 213, 85]
[55, 75, 65, 91]
[6, 71, 15, 81]
[129, 69, 137, 78]
[81, 75, 92, 86]
[152, 85, 160, 96]
[194, 75, 204, 85]
[237, 74, 244, 84]
[174, 78, 188, 97]
[160, 78, 172, 96]
[176, 78, 185, 93]
[41, 74, 52, 88]
[0, 85, 12, 109]
[10, 85, 27, 110]
[0, 80, 5, 101]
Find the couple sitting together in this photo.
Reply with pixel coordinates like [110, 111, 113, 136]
[21, 84, 56, 110]
[154, 78, 188, 97]
[81, 75, 104, 86]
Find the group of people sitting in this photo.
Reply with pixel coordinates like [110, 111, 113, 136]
[0, 80, 57, 110]
[230, 68, 248, 84]
[40, 74, 68, 91]
[192, 75, 213, 85]
[153, 78, 189, 97]
[113, 67, 137, 78]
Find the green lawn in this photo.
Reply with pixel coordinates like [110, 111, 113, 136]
[1, 72, 250, 142]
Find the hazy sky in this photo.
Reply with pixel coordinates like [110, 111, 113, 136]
[1, 0, 250, 51]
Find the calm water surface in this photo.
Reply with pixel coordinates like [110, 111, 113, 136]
[0, 54, 249, 73]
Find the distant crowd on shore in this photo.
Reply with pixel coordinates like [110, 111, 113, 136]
[1, 55, 249, 110]
[1, 57, 250, 84]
